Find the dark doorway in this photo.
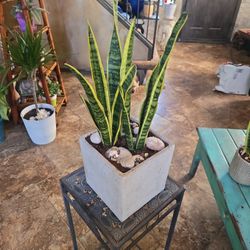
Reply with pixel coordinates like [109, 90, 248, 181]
[180, 0, 242, 42]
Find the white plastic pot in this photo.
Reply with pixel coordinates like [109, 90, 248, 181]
[20, 103, 56, 145]
[80, 131, 175, 222]
[163, 3, 177, 19]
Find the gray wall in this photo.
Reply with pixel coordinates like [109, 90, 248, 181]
[45, 0, 149, 70]
[234, 0, 250, 32]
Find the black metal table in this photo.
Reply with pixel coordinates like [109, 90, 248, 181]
[60, 167, 185, 250]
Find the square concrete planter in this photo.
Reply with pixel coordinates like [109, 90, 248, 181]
[80, 131, 175, 222]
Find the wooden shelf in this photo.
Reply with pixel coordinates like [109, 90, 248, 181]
[0, 0, 68, 124]
[17, 95, 66, 113]
[42, 61, 57, 77]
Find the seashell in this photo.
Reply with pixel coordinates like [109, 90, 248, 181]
[133, 155, 144, 163]
[105, 147, 120, 161]
[146, 137, 165, 151]
[133, 127, 139, 135]
[90, 132, 102, 144]
[120, 156, 135, 169]
[144, 153, 149, 158]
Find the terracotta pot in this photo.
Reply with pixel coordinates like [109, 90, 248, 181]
[229, 148, 250, 186]
[80, 130, 175, 222]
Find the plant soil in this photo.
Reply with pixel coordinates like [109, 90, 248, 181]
[86, 132, 168, 173]
[24, 108, 53, 120]
[239, 147, 250, 164]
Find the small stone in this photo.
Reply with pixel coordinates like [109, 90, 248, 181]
[90, 132, 102, 144]
[118, 147, 132, 160]
[120, 156, 135, 169]
[105, 147, 120, 161]
[131, 122, 139, 128]
[144, 153, 149, 158]
[146, 136, 165, 151]
[133, 127, 139, 135]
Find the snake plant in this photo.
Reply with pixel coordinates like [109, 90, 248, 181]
[65, 0, 188, 151]
[244, 122, 250, 156]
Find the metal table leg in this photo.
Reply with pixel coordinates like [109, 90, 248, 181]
[61, 185, 78, 250]
[165, 190, 185, 250]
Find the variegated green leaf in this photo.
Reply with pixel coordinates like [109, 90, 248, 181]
[111, 65, 136, 144]
[120, 19, 136, 80]
[107, 0, 122, 106]
[65, 63, 112, 145]
[88, 25, 111, 122]
[136, 13, 188, 150]
[120, 86, 134, 151]
[245, 122, 250, 155]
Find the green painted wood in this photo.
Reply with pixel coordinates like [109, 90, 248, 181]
[199, 148, 244, 250]
[198, 128, 250, 249]
[227, 129, 245, 147]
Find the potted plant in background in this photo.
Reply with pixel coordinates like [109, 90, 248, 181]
[0, 66, 21, 143]
[38, 77, 61, 107]
[8, 26, 56, 145]
[12, 0, 45, 32]
[65, 0, 188, 222]
[163, 0, 177, 20]
[229, 122, 250, 185]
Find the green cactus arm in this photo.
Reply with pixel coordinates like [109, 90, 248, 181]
[111, 65, 136, 145]
[88, 25, 111, 124]
[136, 13, 188, 150]
[244, 122, 250, 155]
[120, 19, 136, 80]
[108, 0, 122, 106]
[65, 63, 112, 145]
[120, 86, 134, 151]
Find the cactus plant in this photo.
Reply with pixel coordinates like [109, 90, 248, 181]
[65, 0, 188, 152]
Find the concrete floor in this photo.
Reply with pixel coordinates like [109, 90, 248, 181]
[0, 43, 249, 250]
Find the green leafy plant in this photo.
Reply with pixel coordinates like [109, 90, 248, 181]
[38, 77, 61, 97]
[7, 26, 54, 114]
[244, 122, 250, 156]
[0, 66, 21, 120]
[65, 0, 188, 151]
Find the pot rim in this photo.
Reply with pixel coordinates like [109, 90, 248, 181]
[82, 130, 174, 177]
[20, 103, 55, 121]
[235, 146, 250, 165]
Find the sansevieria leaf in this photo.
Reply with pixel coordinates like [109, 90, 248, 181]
[108, 0, 122, 106]
[136, 13, 188, 150]
[245, 122, 250, 155]
[111, 65, 136, 144]
[120, 19, 136, 80]
[120, 86, 134, 151]
[65, 63, 112, 145]
[88, 25, 111, 122]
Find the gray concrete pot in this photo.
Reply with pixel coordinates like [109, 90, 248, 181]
[229, 148, 250, 186]
[80, 131, 175, 222]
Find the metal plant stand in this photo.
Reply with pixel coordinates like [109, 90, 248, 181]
[60, 167, 185, 250]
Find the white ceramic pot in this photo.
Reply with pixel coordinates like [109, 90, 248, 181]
[229, 148, 250, 186]
[163, 3, 177, 19]
[80, 131, 175, 222]
[20, 103, 56, 145]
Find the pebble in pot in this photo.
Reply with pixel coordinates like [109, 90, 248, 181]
[120, 156, 135, 169]
[105, 147, 120, 161]
[146, 136, 165, 151]
[90, 132, 102, 144]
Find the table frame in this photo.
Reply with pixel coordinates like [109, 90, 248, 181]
[60, 168, 185, 250]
